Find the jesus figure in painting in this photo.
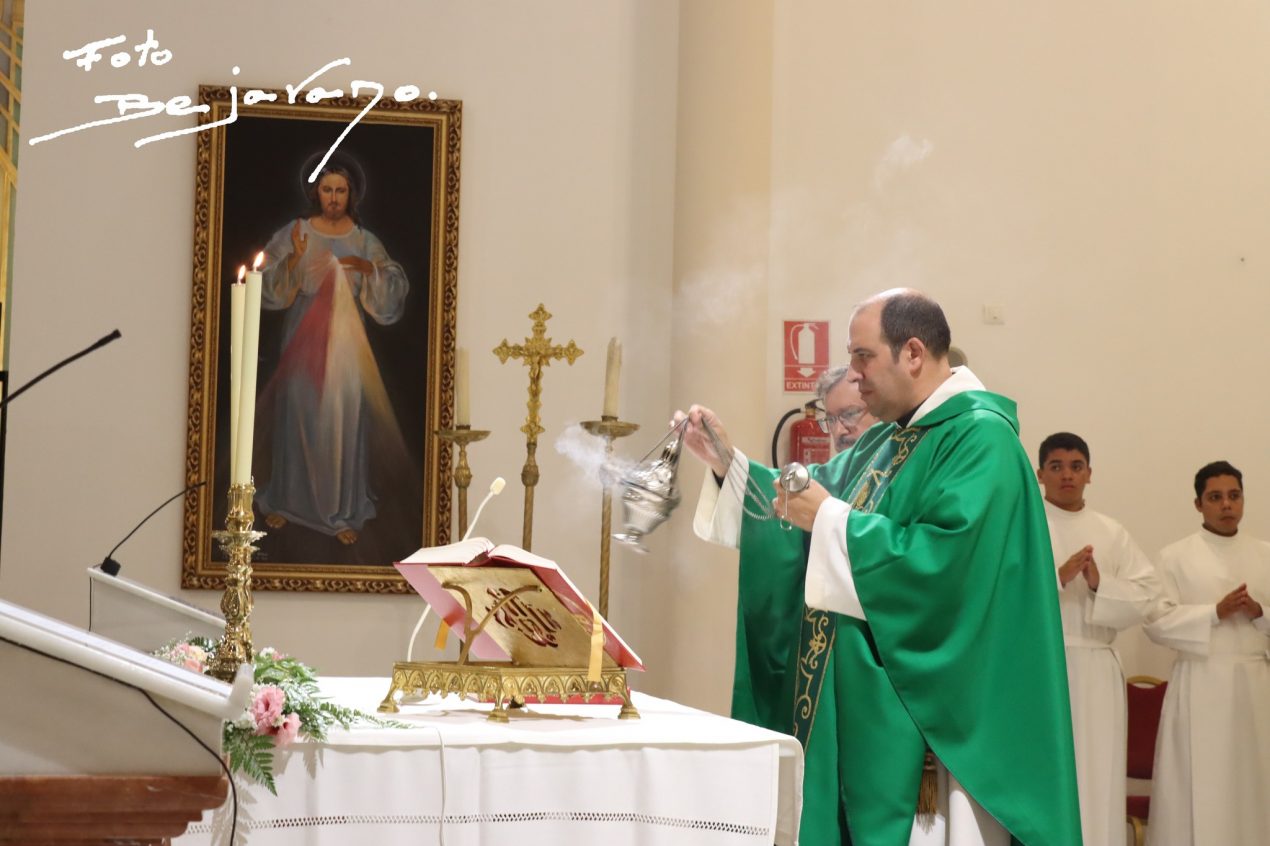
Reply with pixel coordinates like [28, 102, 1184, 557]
[254, 155, 410, 546]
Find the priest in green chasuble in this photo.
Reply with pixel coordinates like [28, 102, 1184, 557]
[680, 290, 1081, 846]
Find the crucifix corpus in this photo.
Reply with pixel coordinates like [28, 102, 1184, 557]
[493, 304, 583, 550]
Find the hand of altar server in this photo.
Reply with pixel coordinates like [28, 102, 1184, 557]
[1232, 585, 1263, 619]
[673, 405, 733, 478]
[1082, 553, 1100, 591]
[1216, 584, 1252, 620]
[771, 477, 831, 532]
[1242, 594, 1264, 619]
[1058, 546, 1094, 587]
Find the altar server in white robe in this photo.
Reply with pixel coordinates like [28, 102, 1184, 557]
[1144, 460, 1270, 846]
[1037, 432, 1160, 846]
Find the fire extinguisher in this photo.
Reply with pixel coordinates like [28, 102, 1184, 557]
[772, 401, 831, 467]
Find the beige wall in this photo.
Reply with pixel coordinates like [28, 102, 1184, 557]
[1, 0, 683, 691]
[5, 0, 1266, 710]
[764, 1, 1270, 678]
[664, 0, 774, 712]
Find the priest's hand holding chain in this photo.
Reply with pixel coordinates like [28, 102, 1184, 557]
[771, 477, 830, 532]
[674, 405, 733, 479]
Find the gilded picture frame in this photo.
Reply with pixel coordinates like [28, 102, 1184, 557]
[181, 84, 460, 593]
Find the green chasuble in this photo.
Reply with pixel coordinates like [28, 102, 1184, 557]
[731, 390, 1081, 846]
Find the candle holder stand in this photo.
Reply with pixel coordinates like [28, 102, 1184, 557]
[580, 416, 640, 618]
[208, 482, 265, 682]
[436, 425, 491, 538]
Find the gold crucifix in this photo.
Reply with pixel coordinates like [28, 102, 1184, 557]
[493, 304, 583, 549]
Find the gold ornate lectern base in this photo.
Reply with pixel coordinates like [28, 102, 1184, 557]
[378, 661, 639, 722]
[389, 538, 644, 723]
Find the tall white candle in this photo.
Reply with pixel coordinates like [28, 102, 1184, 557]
[234, 252, 265, 486]
[229, 266, 246, 484]
[455, 347, 470, 426]
[602, 337, 621, 418]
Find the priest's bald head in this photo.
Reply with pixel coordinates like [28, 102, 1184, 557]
[845, 289, 954, 423]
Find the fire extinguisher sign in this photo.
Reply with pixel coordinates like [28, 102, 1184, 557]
[783, 320, 830, 393]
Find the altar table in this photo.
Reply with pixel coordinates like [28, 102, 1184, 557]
[176, 677, 803, 846]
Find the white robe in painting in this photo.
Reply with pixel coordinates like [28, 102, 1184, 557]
[255, 219, 409, 536]
[1143, 530, 1270, 846]
[1044, 501, 1159, 846]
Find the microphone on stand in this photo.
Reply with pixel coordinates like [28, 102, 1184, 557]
[405, 476, 506, 663]
[1, 329, 121, 410]
[99, 480, 208, 576]
[463, 477, 506, 542]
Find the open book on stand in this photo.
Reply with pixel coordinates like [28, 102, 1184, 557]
[379, 538, 644, 721]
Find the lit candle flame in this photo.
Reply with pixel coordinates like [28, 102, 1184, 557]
[236, 265, 246, 283]
[253, 251, 265, 271]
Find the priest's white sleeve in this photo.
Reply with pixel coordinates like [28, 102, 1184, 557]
[692, 448, 751, 549]
[1087, 535, 1161, 630]
[1143, 563, 1214, 656]
[804, 498, 866, 620]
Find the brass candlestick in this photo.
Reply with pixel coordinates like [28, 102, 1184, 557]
[581, 416, 640, 618]
[436, 425, 491, 537]
[494, 304, 582, 551]
[208, 482, 265, 682]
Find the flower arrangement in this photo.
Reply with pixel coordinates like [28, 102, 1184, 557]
[154, 636, 400, 794]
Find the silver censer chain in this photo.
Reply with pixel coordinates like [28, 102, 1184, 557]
[700, 418, 811, 530]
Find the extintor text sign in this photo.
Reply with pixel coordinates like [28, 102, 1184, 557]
[783, 320, 829, 393]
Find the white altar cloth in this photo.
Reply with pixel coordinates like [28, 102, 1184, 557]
[176, 676, 802, 846]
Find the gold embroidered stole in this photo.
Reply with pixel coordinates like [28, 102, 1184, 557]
[791, 426, 929, 747]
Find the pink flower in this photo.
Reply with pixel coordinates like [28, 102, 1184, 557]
[164, 642, 207, 674]
[274, 712, 302, 746]
[250, 685, 286, 734]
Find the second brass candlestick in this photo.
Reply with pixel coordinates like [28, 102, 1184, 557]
[437, 425, 491, 538]
[581, 416, 639, 618]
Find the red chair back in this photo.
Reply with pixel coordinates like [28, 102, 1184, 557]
[1126, 676, 1167, 780]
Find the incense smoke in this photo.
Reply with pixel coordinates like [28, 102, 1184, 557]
[553, 423, 638, 491]
[874, 133, 934, 194]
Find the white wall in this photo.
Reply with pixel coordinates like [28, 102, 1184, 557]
[1, 0, 682, 689]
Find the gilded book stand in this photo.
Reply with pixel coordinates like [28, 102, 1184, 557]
[379, 540, 644, 722]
